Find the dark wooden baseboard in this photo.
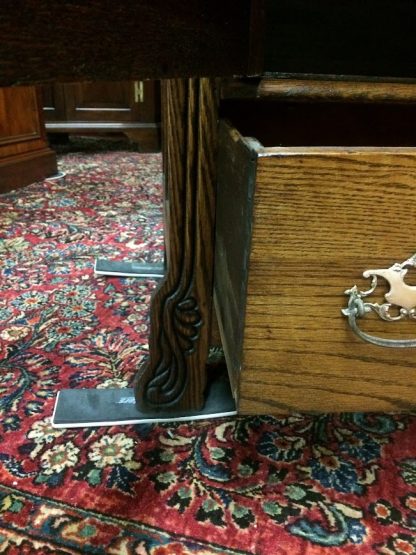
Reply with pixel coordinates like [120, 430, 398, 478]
[0, 147, 57, 194]
[123, 128, 161, 152]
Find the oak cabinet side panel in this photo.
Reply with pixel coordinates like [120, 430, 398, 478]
[240, 150, 416, 413]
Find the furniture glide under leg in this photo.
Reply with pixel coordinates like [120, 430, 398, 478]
[52, 78, 236, 427]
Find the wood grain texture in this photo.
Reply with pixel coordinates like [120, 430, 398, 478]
[0, 149, 57, 193]
[224, 78, 416, 103]
[134, 78, 218, 412]
[0, 87, 57, 192]
[238, 149, 416, 413]
[209, 304, 223, 348]
[257, 79, 416, 103]
[0, 1, 253, 86]
[214, 121, 259, 400]
[0, 87, 44, 149]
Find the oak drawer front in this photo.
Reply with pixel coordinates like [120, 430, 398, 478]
[215, 118, 416, 414]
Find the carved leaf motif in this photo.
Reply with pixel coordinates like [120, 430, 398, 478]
[143, 296, 203, 405]
[174, 297, 202, 354]
[145, 355, 183, 405]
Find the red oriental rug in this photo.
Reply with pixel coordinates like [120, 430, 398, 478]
[1, 140, 416, 555]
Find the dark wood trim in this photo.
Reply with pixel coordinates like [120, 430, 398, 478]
[5, 3, 416, 85]
[247, 0, 266, 75]
[214, 120, 259, 404]
[123, 128, 161, 152]
[222, 77, 416, 104]
[260, 73, 416, 85]
[0, 1, 253, 86]
[263, 0, 416, 78]
[134, 78, 218, 412]
[0, 132, 40, 146]
[0, 147, 57, 193]
[258, 79, 416, 103]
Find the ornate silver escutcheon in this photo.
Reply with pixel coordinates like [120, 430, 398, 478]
[342, 254, 416, 347]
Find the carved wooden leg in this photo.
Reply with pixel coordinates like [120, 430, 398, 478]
[51, 78, 229, 427]
[134, 78, 218, 412]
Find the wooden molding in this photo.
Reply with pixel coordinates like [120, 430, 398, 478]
[222, 78, 416, 103]
[257, 79, 416, 103]
[0, 147, 57, 193]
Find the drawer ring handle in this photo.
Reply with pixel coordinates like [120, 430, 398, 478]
[342, 254, 416, 348]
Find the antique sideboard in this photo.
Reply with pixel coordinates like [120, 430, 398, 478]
[2, 1, 416, 422]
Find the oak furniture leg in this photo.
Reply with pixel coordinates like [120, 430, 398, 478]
[52, 77, 235, 427]
[134, 78, 218, 413]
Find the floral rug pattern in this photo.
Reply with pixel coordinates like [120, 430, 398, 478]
[1, 144, 416, 554]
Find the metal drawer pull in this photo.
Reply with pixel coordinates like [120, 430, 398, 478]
[342, 254, 416, 347]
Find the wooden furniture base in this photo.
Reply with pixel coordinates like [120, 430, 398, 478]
[0, 148, 57, 194]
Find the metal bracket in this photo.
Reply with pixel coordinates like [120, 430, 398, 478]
[342, 253, 416, 347]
